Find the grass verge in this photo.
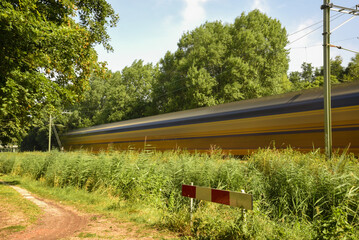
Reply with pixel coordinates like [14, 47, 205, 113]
[0, 149, 358, 239]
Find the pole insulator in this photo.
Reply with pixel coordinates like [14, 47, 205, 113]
[321, 3, 332, 10]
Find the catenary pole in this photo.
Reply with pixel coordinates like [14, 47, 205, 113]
[322, 0, 332, 159]
[48, 114, 52, 152]
[52, 124, 62, 150]
[321, 3, 358, 158]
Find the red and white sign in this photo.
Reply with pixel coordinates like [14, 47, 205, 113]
[182, 184, 253, 210]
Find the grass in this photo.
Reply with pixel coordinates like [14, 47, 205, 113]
[78, 232, 97, 238]
[0, 148, 358, 239]
[1, 225, 26, 232]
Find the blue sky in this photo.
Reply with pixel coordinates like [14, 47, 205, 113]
[95, 0, 359, 73]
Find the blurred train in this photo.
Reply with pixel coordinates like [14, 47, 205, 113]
[62, 81, 359, 155]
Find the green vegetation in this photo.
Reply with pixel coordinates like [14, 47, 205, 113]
[59, 10, 292, 131]
[0, 0, 118, 144]
[1, 149, 358, 239]
[69, 60, 160, 128]
[2, 4, 358, 150]
[78, 232, 97, 238]
[152, 10, 290, 113]
[288, 55, 359, 90]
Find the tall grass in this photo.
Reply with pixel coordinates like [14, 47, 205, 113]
[0, 149, 358, 239]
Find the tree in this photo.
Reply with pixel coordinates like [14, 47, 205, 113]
[312, 56, 345, 81]
[289, 71, 302, 90]
[299, 75, 339, 89]
[344, 54, 359, 82]
[66, 60, 159, 129]
[152, 10, 290, 113]
[106, 60, 159, 122]
[300, 62, 315, 82]
[0, 0, 118, 144]
[289, 60, 343, 90]
[330, 56, 344, 82]
[67, 71, 121, 128]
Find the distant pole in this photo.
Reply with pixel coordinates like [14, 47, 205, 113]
[52, 124, 62, 150]
[48, 114, 52, 152]
[322, 0, 332, 159]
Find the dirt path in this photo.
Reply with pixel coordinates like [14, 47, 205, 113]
[1, 184, 177, 240]
[7, 186, 87, 240]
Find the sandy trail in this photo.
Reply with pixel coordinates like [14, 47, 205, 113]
[1, 183, 177, 240]
[8, 185, 87, 240]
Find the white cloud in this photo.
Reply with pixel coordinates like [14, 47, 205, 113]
[251, 0, 270, 13]
[181, 0, 209, 31]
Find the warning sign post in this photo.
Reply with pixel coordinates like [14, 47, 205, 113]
[182, 184, 253, 210]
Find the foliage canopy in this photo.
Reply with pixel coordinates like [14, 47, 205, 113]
[289, 54, 359, 90]
[152, 10, 291, 113]
[66, 60, 159, 129]
[0, 0, 118, 144]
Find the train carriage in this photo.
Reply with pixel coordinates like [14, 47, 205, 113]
[62, 82, 359, 155]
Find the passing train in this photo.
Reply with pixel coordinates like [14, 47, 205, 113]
[62, 81, 359, 155]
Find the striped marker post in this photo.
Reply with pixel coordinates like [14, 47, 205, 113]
[182, 185, 253, 210]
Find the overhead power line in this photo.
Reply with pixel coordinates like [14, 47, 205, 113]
[332, 36, 359, 43]
[290, 36, 359, 49]
[288, 26, 322, 45]
[288, 13, 347, 46]
[288, 11, 345, 37]
[288, 5, 358, 46]
[288, 20, 323, 37]
[329, 44, 359, 54]
[331, 16, 356, 33]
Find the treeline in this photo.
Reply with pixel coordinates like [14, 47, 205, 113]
[75, 10, 291, 126]
[21, 10, 291, 150]
[71, 55, 359, 128]
[289, 55, 359, 90]
[18, 10, 359, 151]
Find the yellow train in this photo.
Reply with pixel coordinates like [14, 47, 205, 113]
[62, 82, 359, 155]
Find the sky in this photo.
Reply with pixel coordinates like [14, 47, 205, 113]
[95, 0, 359, 73]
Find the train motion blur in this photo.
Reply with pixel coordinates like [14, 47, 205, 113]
[62, 82, 359, 155]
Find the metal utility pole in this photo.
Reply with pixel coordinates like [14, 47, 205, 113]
[52, 124, 62, 150]
[48, 114, 52, 152]
[321, 2, 359, 159]
[322, 0, 331, 159]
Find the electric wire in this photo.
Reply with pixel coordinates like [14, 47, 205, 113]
[288, 25, 323, 45]
[288, 20, 323, 36]
[290, 36, 359, 49]
[288, 11, 344, 36]
[288, 12, 348, 46]
[71, 8, 359, 108]
[330, 44, 359, 54]
[158, 7, 359, 99]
